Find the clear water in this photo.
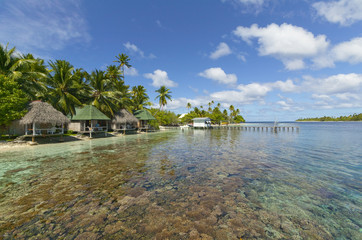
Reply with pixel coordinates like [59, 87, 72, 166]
[0, 122, 361, 239]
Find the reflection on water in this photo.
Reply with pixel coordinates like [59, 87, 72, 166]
[0, 123, 361, 239]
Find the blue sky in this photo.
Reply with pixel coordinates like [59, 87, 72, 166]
[1, 0, 362, 121]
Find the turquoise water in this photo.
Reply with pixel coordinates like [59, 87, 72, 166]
[0, 122, 361, 239]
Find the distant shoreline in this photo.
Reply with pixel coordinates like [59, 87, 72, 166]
[296, 120, 362, 122]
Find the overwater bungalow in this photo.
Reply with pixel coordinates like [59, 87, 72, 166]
[133, 109, 156, 132]
[68, 105, 110, 138]
[192, 117, 212, 129]
[20, 100, 70, 142]
[111, 109, 139, 134]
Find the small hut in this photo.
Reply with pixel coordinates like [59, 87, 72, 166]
[68, 105, 110, 138]
[192, 117, 212, 129]
[112, 109, 139, 133]
[133, 109, 156, 131]
[20, 101, 70, 142]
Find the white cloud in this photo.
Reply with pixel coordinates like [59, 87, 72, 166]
[210, 82, 272, 104]
[0, 0, 90, 52]
[166, 97, 211, 110]
[272, 79, 299, 92]
[331, 37, 362, 64]
[302, 73, 362, 95]
[144, 69, 178, 88]
[233, 23, 329, 70]
[221, 0, 266, 12]
[166, 73, 362, 114]
[199, 67, 237, 85]
[156, 20, 162, 28]
[210, 42, 232, 59]
[124, 67, 138, 76]
[313, 0, 362, 26]
[124, 42, 156, 59]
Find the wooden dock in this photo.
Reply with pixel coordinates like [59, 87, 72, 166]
[210, 125, 299, 132]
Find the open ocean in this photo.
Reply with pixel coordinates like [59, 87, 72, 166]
[0, 122, 361, 239]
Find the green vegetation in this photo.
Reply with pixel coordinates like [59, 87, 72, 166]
[297, 114, 362, 121]
[181, 101, 245, 125]
[0, 75, 28, 126]
[0, 43, 148, 126]
[149, 108, 179, 126]
[0, 42, 246, 130]
[155, 86, 172, 110]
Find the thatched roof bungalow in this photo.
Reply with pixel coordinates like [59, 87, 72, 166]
[68, 105, 110, 137]
[112, 109, 139, 132]
[20, 100, 70, 141]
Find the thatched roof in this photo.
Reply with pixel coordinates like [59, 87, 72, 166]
[134, 109, 156, 121]
[112, 109, 139, 124]
[70, 105, 110, 121]
[20, 101, 70, 125]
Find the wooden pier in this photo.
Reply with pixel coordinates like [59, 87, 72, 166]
[210, 125, 299, 133]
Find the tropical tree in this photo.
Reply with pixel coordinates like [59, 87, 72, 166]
[155, 85, 172, 110]
[45, 60, 83, 116]
[88, 70, 120, 117]
[131, 85, 151, 110]
[72, 68, 91, 104]
[210, 106, 224, 125]
[114, 53, 131, 80]
[0, 75, 28, 126]
[207, 101, 214, 113]
[0, 44, 47, 100]
[106, 65, 131, 109]
[186, 102, 192, 113]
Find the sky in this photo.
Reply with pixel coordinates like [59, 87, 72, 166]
[1, 0, 362, 121]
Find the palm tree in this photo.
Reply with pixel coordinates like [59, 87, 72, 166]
[113, 53, 131, 80]
[88, 70, 120, 117]
[186, 102, 192, 113]
[45, 60, 83, 116]
[0, 44, 47, 100]
[106, 65, 132, 110]
[17, 53, 48, 100]
[155, 85, 172, 110]
[228, 105, 235, 123]
[131, 85, 151, 110]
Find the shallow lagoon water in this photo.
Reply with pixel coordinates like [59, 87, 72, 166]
[0, 122, 361, 239]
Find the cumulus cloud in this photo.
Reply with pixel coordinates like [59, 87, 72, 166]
[167, 73, 362, 114]
[272, 79, 299, 92]
[302, 73, 362, 95]
[199, 67, 237, 85]
[0, 0, 90, 52]
[313, 0, 362, 26]
[331, 37, 362, 64]
[233, 23, 329, 70]
[166, 97, 210, 110]
[124, 67, 138, 76]
[124, 42, 156, 59]
[210, 82, 272, 104]
[210, 42, 232, 59]
[144, 69, 178, 88]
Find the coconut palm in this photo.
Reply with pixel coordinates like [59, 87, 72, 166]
[186, 102, 192, 113]
[45, 60, 83, 116]
[155, 85, 172, 110]
[71, 68, 91, 104]
[131, 85, 151, 110]
[106, 65, 131, 110]
[16, 53, 48, 100]
[88, 70, 121, 117]
[113, 53, 131, 80]
[0, 44, 47, 99]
